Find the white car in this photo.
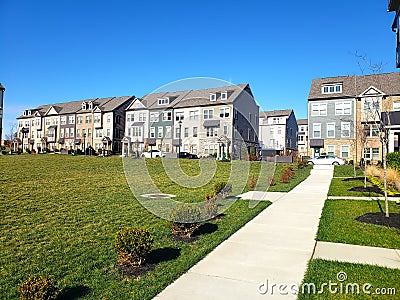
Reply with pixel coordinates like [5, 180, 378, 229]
[141, 150, 165, 158]
[307, 155, 345, 165]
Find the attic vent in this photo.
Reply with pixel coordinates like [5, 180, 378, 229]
[82, 102, 87, 110]
[221, 92, 227, 100]
[210, 93, 216, 101]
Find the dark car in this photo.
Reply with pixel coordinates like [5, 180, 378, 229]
[179, 152, 198, 159]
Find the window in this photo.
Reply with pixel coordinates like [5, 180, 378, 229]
[184, 127, 189, 138]
[70, 129, 74, 138]
[394, 101, 400, 111]
[86, 116, 92, 123]
[139, 113, 146, 122]
[158, 127, 163, 138]
[219, 108, 230, 118]
[364, 124, 380, 137]
[278, 127, 282, 135]
[96, 129, 102, 138]
[270, 127, 274, 134]
[335, 101, 352, 115]
[163, 111, 172, 121]
[223, 125, 228, 135]
[106, 129, 111, 136]
[326, 145, 335, 156]
[127, 113, 133, 122]
[327, 123, 335, 138]
[364, 147, 380, 160]
[65, 128, 69, 138]
[322, 83, 342, 94]
[132, 127, 142, 137]
[77, 116, 83, 124]
[82, 102, 87, 110]
[88, 102, 93, 110]
[313, 123, 321, 138]
[69, 116, 75, 124]
[210, 93, 216, 101]
[53, 118, 58, 125]
[234, 109, 238, 120]
[340, 145, 350, 158]
[193, 127, 198, 137]
[341, 122, 350, 138]
[77, 129, 80, 137]
[165, 126, 171, 138]
[206, 127, 218, 137]
[150, 127, 155, 138]
[88, 129, 92, 138]
[107, 115, 111, 123]
[158, 98, 169, 105]
[175, 127, 181, 138]
[311, 103, 327, 116]
[60, 116, 66, 125]
[221, 92, 227, 100]
[363, 98, 380, 115]
[175, 112, 184, 121]
[189, 111, 199, 120]
[94, 115, 101, 123]
[150, 112, 159, 122]
[298, 135, 304, 142]
[203, 109, 214, 119]
[300, 126, 305, 132]
[60, 128, 64, 138]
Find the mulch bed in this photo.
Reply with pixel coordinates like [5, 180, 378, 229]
[349, 186, 383, 194]
[170, 234, 199, 243]
[355, 212, 400, 229]
[116, 262, 156, 279]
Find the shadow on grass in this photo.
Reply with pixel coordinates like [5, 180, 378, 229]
[146, 247, 181, 264]
[193, 223, 218, 236]
[58, 285, 90, 300]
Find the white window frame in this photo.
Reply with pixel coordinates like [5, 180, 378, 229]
[326, 123, 335, 138]
[321, 83, 342, 94]
[393, 101, 400, 111]
[150, 112, 159, 122]
[335, 101, 352, 115]
[193, 127, 198, 137]
[340, 145, 350, 158]
[175, 112, 184, 121]
[165, 126, 171, 138]
[221, 92, 227, 100]
[158, 98, 169, 105]
[189, 111, 199, 120]
[158, 127, 163, 138]
[203, 109, 214, 119]
[162, 111, 172, 121]
[210, 93, 216, 101]
[326, 145, 335, 156]
[341, 122, 350, 138]
[150, 127, 155, 138]
[311, 103, 327, 116]
[313, 123, 321, 138]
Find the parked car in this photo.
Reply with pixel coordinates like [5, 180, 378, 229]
[307, 155, 345, 165]
[178, 151, 198, 159]
[141, 150, 165, 158]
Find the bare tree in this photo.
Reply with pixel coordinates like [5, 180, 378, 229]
[4, 123, 17, 142]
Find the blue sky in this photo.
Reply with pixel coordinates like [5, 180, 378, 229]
[0, 0, 398, 137]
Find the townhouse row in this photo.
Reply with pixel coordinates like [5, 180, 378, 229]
[15, 84, 260, 159]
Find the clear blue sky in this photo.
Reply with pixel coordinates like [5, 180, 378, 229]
[0, 0, 398, 138]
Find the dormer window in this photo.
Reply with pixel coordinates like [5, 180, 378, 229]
[221, 92, 227, 100]
[82, 102, 87, 110]
[88, 101, 93, 110]
[322, 83, 342, 94]
[28, 110, 32, 116]
[23, 111, 26, 116]
[210, 93, 216, 101]
[158, 98, 169, 105]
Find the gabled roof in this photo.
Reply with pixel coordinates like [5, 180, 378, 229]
[308, 72, 400, 100]
[17, 96, 134, 118]
[260, 109, 293, 118]
[136, 84, 251, 110]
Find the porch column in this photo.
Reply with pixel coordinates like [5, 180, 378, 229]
[389, 131, 395, 153]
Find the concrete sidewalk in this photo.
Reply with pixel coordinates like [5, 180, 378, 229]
[313, 241, 400, 269]
[155, 165, 334, 299]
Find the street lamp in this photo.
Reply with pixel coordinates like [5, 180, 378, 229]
[0, 83, 5, 145]
[83, 133, 86, 155]
[177, 120, 182, 158]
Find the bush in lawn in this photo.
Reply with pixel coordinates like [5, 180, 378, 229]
[204, 194, 218, 219]
[114, 227, 154, 267]
[268, 175, 275, 186]
[280, 166, 295, 183]
[297, 160, 308, 169]
[214, 181, 232, 198]
[387, 152, 400, 171]
[169, 204, 201, 238]
[18, 275, 59, 300]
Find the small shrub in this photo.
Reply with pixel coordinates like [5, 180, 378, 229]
[387, 152, 400, 171]
[114, 227, 153, 266]
[18, 275, 58, 300]
[204, 194, 218, 219]
[214, 181, 232, 198]
[25, 149, 31, 154]
[249, 174, 256, 189]
[169, 204, 201, 238]
[268, 175, 275, 186]
[297, 160, 307, 169]
[280, 166, 296, 183]
[247, 156, 259, 161]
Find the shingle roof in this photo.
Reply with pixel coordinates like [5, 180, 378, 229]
[297, 119, 308, 125]
[139, 84, 250, 110]
[260, 109, 293, 118]
[308, 72, 400, 100]
[17, 96, 134, 118]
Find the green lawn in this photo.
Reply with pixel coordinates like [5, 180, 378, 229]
[1, 155, 307, 299]
[299, 259, 400, 299]
[316, 200, 400, 249]
[333, 165, 364, 178]
[328, 177, 383, 197]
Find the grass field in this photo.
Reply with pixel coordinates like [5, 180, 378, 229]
[316, 199, 400, 249]
[299, 259, 400, 299]
[0, 155, 308, 299]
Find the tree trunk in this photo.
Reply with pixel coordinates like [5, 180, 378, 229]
[382, 143, 390, 218]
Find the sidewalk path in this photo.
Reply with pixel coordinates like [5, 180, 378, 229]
[313, 241, 400, 269]
[155, 165, 334, 299]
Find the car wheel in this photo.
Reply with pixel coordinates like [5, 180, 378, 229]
[332, 161, 339, 165]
